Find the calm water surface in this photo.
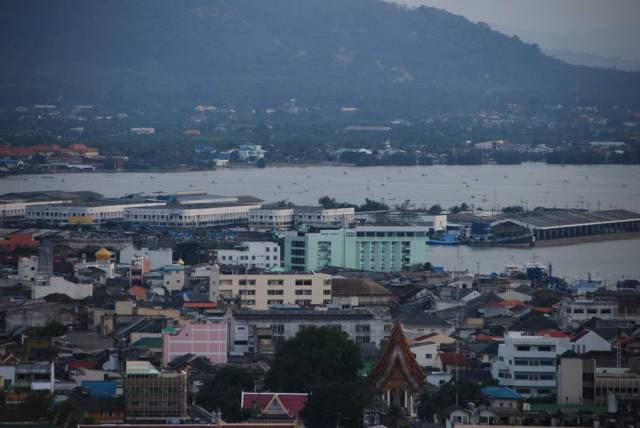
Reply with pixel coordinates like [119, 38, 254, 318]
[2, 164, 639, 281]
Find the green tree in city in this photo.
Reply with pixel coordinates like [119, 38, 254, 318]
[196, 366, 254, 422]
[265, 327, 369, 428]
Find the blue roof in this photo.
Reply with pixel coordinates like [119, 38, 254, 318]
[576, 282, 599, 289]
[481, 386, 521, 399]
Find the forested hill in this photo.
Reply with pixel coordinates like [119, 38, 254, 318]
[1, 0, 639, 115]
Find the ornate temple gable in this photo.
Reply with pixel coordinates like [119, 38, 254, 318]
[369, 322, 425, 392]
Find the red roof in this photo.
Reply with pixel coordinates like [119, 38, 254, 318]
[184, 302, 217, 309]
[496, 300, 524, 307]
[539, 329, 568, 338]
[533, 307, 553, 313]
[438, 352, 468, 366]
[571, 330, 591, 342]
[69, 359, 99, 370]
[474, 333, 503, 342]
[129, 286, 147, 300]
[241, 392, 308, 418]
[414, 332, 437, 341]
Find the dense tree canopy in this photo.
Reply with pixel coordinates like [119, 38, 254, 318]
[195, 366, 255, 422]
[266, 326, 362, 392]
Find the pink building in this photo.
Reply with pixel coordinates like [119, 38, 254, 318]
[162, 322, 228, 367]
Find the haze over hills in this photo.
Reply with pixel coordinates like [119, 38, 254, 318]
[1, 0, 639, 116]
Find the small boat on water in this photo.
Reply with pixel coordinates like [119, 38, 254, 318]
[428, 233, 460, 245]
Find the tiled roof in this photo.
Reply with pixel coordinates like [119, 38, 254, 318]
[241, 392, 308, 417]
[438, 352, 468, 366]
[332, 278, 393, 297]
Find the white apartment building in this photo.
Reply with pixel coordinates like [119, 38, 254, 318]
[557, 298, 618, 329]
[248, 205, 355, 230]
[26, 200, 165, 225]
[294, 206, 355, 226]
[209, 265, 332, 310]
[217, 242, 281, 269]
[248, 207, 294, 230]
[491, 331, 570, 397]
[123, 200, 262, 227]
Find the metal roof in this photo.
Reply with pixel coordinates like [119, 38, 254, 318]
[495, 209, 640, 230]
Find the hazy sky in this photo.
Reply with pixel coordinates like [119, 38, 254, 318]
[396, 0, 640, 60]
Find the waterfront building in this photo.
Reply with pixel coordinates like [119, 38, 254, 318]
[26, 199, 165, 225]
[209, 265, 332, 310]
[229, 307, 389, 355]
[491, 331, 570, 397]
[123, 196, 262, 227]
[217, 241, 281, 269]
[283, 225, 428, 272]
[293, 206, 355, 226]
[124, 361, 186, 422]
[490, 209, 640, 241]
[248, 205, 355, 230]
[248, 206, 295, 230]
[238, 144, 266, 160]
[162, 322, 228, 367]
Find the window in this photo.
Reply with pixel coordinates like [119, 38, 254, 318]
[356, 324, 370, 333]
[600, 309, 611, 314]
[537, 345, 554, 352]
[574, 309, 584, 314]
[425, 353, 433, 359]
[323, 289, 331, 295]
[295, 279, 312, 286]
[272, 324, 284, 334]
[268, 279, 284, 286]
[516, 345, 530, 351]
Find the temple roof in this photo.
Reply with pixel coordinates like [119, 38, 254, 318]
[368, 321, 425, 392]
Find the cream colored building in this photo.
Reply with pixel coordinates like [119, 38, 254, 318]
[209, 265, 332, 310]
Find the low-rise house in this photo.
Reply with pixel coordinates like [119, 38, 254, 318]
[409, 339, 441, 369]
[570, 329, 612, 354]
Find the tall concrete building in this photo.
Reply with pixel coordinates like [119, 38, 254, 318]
[283, 226, 428, 272]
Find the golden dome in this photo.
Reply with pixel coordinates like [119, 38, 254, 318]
[95, 247, 112, 261]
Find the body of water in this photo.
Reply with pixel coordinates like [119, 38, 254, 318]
[2, 163, 639, 281]
[2, 163, 640, 210]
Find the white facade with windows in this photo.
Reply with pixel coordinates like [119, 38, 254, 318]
[1, 200, 69, 219]
[123, 202, 261, 227]
[557, 298, 618, 329]
[248, 207, 294, 230]
[26, 201, 164, 224]
[491, 331, 570, 397]
[294, 207, 355, 226]
[217, 242, 281, 269]
[209, 265, 331, 310]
